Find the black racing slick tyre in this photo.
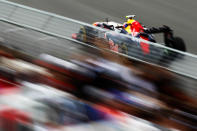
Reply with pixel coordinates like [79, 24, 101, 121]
[160, 37, 186, 65]
[78, 27, 87, 43]
[172, 37, 186, 52]
[77, 26, 98, 44]
[120, 43, 128, 55]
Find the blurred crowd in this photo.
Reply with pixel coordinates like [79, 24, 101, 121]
[0, 43, 196, 131]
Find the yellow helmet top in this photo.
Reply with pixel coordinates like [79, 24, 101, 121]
[127, 19, 135, 24]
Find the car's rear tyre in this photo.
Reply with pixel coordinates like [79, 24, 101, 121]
[168, 36, 186, 59]
[165, 37, 186, 52]
[160, 37, 186, 65]
[172, 37, 186, 52]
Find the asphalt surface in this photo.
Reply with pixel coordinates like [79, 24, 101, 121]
[7, 0, 197, 54]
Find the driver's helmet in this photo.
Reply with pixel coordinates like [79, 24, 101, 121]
[127, 19, 135, 25]
[123, 15, 144, 36]
[122, 15, 136, 34]
[125, 15, 136, 25]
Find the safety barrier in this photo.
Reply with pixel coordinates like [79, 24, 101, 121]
[0, 0, 197, 81]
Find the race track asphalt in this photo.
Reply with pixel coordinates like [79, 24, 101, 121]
[7, 0, 197, 54]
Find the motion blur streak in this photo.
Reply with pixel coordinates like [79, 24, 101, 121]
[0, 0, 196, 131]
[7, 0, 197, 54]
[0, 39, 196, 130]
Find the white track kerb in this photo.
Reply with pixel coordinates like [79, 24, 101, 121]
[1, 0, 197, 80]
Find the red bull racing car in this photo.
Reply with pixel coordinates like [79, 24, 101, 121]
[72, 15, 186, 65]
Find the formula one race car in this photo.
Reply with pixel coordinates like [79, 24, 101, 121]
[72, 15, 186, 65]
